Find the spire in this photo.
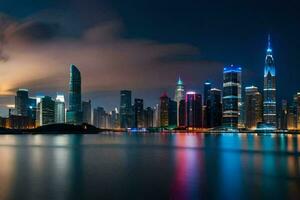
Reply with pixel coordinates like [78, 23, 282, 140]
[177, 76, 183, 85]
[267, 34, 272, 53]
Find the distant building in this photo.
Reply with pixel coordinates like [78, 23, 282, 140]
[295, 93, 300, 129]
[67, 64, 82, 124]
[263, 35, 277, 128]
[185, 91, 202, 128]
[222, 65, 242, 129]
[7, 115, 34, 129]
[15, 89, 29, 116]
[82, 100, 92, 124]
[245, 86, 263, 129]
[39, 96, 55, 126]
[144, 107, 154, 128]
[160, 92, 169, 128]
[111, 108, 120, 129]
[28, 97, 37, 124]
[93, 107, 106, 129]
[280, 100, 288, 130]
[153, 104, 160, 127]
[203, 81, 212, 128]
[168, 99, 177, 128]
[208, 88, 222, 128]
[174, 77, 185, 126]
[178, 99, 186, 127]
[55, 94, 66, 123]
[120, 90, 133, 128]
[134, 98, 144, 128]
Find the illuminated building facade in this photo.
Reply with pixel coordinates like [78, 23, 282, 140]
[55, 94, 66, 123]
[134, 98, 144, 128]
[203, 81, 211, 128]
[120, 90, 133, 128]
[15, 89, 29, 116]
[263, 35, 277, 128]
[174, 77, 185, 126]
[160, 93, 177, 128]
[222, 65, 242, 129]
[67, 64, 82, 124]
[39, 96, 55, 126]
[245, 86, 263, 129]
[280, 100, 288, 130]
[185, 91, 202, 128]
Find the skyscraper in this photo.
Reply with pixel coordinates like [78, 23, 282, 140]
[203, 81, 212, 128]
[178, 99, 186, 127]
[93, 107, 106, 128]
[222, 65, 242, 129]
[55, 94, 66, 123]
[245, 86, 263, 129]
[134, 98, 144, 128]
[144, 107, 154, 128]
[185, 91, 202, 128]
[294, 92, 300, 129]
[208, 88, 222, 128]
[82, 100, 92, 124]
[67, 64, 82, 124]
[15, 89, 29, 116]
[39, 96, 55, 126]
[174, 77, 185, 126]
[160, 92, 169, 128]
[120, 90, 133, 128]
[263, 35, 277, 128]
[280, 100, 288, 130]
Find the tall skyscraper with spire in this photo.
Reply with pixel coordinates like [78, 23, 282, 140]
[174, 77, 185, 126]
[263, 35, 277, 128]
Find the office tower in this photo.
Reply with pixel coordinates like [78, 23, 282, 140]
[120, 90, 133, 128]
[134, 98, 144, 128]
[15, 89, 29, 116]
[153, 104, 160, 127]
[287, 104, 296, 130]
[160, 92, 169, 127]
[82, 100, 92, 124]
[93, 107, 106, 128]
[174, 77, 185, 125]
[67, 64, 82, 124]
[168, 99, 177, 128]
[55, 94, 66, 123]
[208, 88, 222, 128]
[111, 108, 120, 129]
[280, 100, 288, 130]
[39, 96, 55, 126]
[203, 81, 212, 128]
[178, 99, 186, 127]
[144, 107, 154, 128]
[263, 35, 277, 127]
[185, 91, 202, 128]
[294, 93, 300, 129]
[28, 97, 37, 124]
[245, 86, 263, 129]
[222, 65, 242, 129]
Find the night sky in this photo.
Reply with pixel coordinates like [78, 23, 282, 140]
[0, 0, 299, 115]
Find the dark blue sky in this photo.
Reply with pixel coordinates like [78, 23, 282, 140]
[0, 0, 299, 112]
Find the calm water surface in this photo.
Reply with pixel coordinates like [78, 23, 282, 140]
[0, 133, 299, 200]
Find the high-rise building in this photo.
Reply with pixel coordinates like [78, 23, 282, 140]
[144, 107, 154, 128]
[280, 100, 288, 130]
[111, 108, 120, 129]
[160, 92, 169, 128]
[185, 91, 202, 128]
[93, 107, 106, 128]
[153, 104, 160, 127]
[294, 93, 300, 129]
[55, 94, 65, 123]
[28, 97, 37, 124]
[203, 81, 212, 128]
[174, 77, 185, 125]
[208, 88, 222, 128]
[222, 65, 242, 129]
[287, 104, 296, 130]
[134, 98, 144, 128]
[178, 99, 186, 127]
[39, 96, 55, 126]
[120, 90, 133, 128]
[245, 86, 263, 129]
[15, 89, 29, 116]
[263, 35, 277, 128]
[168, 99, 177, 128]
[67, 64, 82, 124]
[82, 100, 92, 124]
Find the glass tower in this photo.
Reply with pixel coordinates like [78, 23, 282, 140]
[222, 65, 242, 129]
[67, 64, 82, 124]
[120, 90, 132, 128]
[174, 77, 185, 126]
[263, 35, 277, 128]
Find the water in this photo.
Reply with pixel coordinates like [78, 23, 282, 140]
[0, 133, 299, 200]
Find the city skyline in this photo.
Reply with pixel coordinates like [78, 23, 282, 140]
[0, 0, 300, 115]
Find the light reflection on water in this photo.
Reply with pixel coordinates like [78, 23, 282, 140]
[0, 133, 299, 200]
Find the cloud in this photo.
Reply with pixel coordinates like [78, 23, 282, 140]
[0, 11, 223, 114]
